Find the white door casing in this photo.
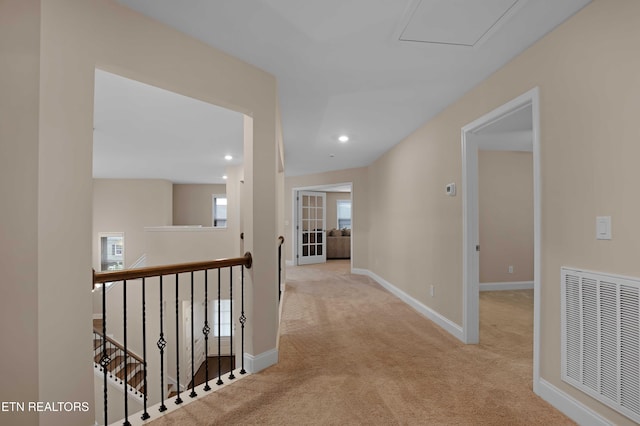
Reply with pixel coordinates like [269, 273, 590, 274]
[297, 191, 327, 265]
[461, 87, 541, 392]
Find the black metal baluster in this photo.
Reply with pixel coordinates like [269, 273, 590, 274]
[158, 276, 167, 413]
[100, 281, 110, 426]
[278, 241, 282, 301]
[123, 280, 131, 426]
[228, 267, 235, 380]
[203, 270, 211, 391]
[189, 271, 197, 398]
[216, 268, 223, 386]
[240, 266, 246, 375]
[141, 278, 150, 420]
[175, 274, 183, 405]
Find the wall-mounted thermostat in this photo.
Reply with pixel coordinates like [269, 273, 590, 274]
[446, 183, 456, 196]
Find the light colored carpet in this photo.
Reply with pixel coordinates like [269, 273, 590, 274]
[150, 260, 573, 425]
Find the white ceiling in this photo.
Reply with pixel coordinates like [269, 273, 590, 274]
[475, 104, 533, 151]
[93, 69, 243, 184]
[107, 0, 591, 180]
[399, 0, 521, 46]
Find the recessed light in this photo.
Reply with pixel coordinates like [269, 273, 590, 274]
[222, 175, 228, 180]
[338, 135, 349, 143]
[224, 155, 233, 161]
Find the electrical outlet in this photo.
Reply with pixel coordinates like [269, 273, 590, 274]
[508, 265, 514, 274]
[430, 285, 435, 297]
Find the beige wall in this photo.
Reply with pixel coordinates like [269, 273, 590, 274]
[326, 192, 352, 231]
[367, 1, 640, 423]
[285, 168, 368, 269]
[38, 1, 96, 424]
[0, 1, 41, 425]
[93, 179, 173, 270]
[173, 183, 226, 227]
[99, 216, 240, 414]
[3, 1, 279, 424]
[478, 151, 533, 283]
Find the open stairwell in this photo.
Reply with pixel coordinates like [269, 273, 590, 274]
[93, 319, 146, 398]
[91, 252, 254, 424]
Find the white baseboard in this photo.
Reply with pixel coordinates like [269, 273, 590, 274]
[352, 268, 613, 425]
[286, 260, 295, 266]
[92, 313, 103, 320]
[537, 379, 611, 426]
[480, 281, 534, 291]
[126, 368, 250, 426]
[166, 375, 178, 389]
[244, 348, 278, 373]
[352, 268, 464, 342]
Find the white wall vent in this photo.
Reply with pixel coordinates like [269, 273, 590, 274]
[561, 267, 640, 423]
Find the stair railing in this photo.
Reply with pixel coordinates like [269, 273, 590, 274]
[93, 252, 252, 426]
[278, 236, 284, 301]
[93, 330, 145, 398]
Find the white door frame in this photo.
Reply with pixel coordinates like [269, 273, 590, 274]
[292, 183, 353, 267]
[296, 190, 327, 265]
[461, 87, 541, 392]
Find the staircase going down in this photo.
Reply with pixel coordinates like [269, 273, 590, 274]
[93, 319, 146, 398]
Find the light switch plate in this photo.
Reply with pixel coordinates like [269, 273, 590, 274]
[596, 216, 612, 240]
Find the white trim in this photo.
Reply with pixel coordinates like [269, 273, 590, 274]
[93, 364, 143, 403]
[537, 379, 612, 426]
[461, 125, 480, 344]
[166, 375, 178, 391]
[352, 268, 464, 342]
[292, 189, 299, 265]
[126, 368, 250, 426]
[532, 87, 542, 395]
[462, 88, 541, 393]
[129, 253, 147, 269]
[93, 313, 103, 320]
[244, 348, 278, 373]
[144, 226, 225, 232]
[479, 281, 534, 291]
[286, 260, 295, 266]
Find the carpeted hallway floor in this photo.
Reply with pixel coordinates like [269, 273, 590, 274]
[150, 260, 573, 425]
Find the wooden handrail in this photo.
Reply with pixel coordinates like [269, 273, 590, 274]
[93, 328, 144, 365]
[278, 236, 284, 246]
[93, 252, 252, 285]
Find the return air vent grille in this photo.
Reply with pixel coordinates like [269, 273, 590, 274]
[561, 267, 640, 423]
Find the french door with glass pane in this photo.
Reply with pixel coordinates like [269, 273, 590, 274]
[297, 191, 326, 265]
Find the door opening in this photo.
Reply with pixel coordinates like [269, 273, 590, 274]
[296, 191, 327, 265]
[461, 87, 541, 392]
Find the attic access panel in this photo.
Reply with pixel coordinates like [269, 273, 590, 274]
[399, 0, 522, 47]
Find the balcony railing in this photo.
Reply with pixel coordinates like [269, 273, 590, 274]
[93, 253, 252, 425]
[278, 236, 284, 301]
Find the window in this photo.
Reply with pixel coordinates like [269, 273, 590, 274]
[213, 299, 232, 337]
[337, 200, 351, 229]
[99, 232, 124, 271]
[213, 196, 227, 228]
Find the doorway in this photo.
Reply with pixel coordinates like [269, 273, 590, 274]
[292, 183, 353, 267]
[461, 88, 541, 390]
[297, 191, 327, 265]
